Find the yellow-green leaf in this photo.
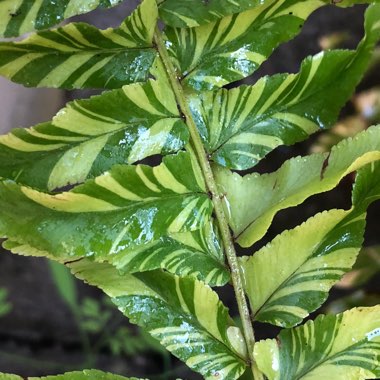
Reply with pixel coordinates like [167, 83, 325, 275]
[189, 3, 380, 169]
[0, 0, 157, 89]
[254, 306, 380, 380]
[0, 58, 188, 191]
[215, 125, 380, 247]
[0, 0, 125, 38]
[0, 152, 230, 286]
[70, 261, 247, 380]
[165, 0, 324, 91]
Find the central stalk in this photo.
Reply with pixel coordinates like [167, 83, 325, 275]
[153, 27, 264, 380]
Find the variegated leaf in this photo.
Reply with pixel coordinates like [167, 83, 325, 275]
[165, 0, 326, 91]
[158, 0, 376, 28]
[0, 152, 230, 285]
[239, 159, 380, 327]
[0, 370, 139, 380]
[0, 59, 189, 191]
[70, 260, 247, 380]
[0, 0, 125, 38]
[189, 3, 380, 169]
[254, 306, 380, 380]
[215, 125, 380, 247]
[0, 0, 157, 89]
[158, 0, 262, 28]
[240, 210, 364, 327]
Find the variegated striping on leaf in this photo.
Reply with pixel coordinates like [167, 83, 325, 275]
[188, 3, 380, 169]
[240, 209, 367, 327]
[0, 64, 189, 190]
[0, 0, 125, 38]
[70, 261, 247, 380]
[158, 0, 376, 28]
[158, 0, 263, 28]
[239, 159, 380, 326]
[0, 152, 230, 285]
[165, 0, 324, 91]
[215, 125, 380, 247]
[0, 0, 157, 89]
[254, 306, 380, 379]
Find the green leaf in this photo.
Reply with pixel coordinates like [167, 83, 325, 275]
[0, 60, 189, 191]
[0, 0, 125, 38]
[239, 160, 380, 327]
[70, 260, 247, 380]
[0, 288, 12, 317]
[215, 125, 380, 247]
[158, 0, 264, 28]
[352, 159, 380, 211]
[165, 0, 326, 91]
[0, 152, 229, 285]
[48, 261, 77, 311]
[240, 210, 363, 327]
[239, 159, 380, 327]
[0, 0, 157, 89]
[158, 0, 376, 28]
[0, 370, 139, 380]
[254, 306, 380, 380]
[189, 4, 380, 169]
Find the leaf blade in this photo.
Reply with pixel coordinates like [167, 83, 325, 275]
[189, 8, 380, 169]
[240, 160, 380, 326]
[165, 0, 325, 91]
[0, 0, 158, 89]
[240, 209, 365, 327]
[70, 261, 247, 380]
[158, 0, 264, 28]
[215, 125, 380, 247]
[254, 306, 380, 380]
[0, 0, 125, 38]
[0, 152, 229, 285]
[0, 61, 189, 191]
[158, 0, 377, 28]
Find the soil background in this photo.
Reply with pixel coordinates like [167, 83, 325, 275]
[0, 2, 379, 379]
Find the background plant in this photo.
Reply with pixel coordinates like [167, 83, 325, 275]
[0, 1, 380, 380]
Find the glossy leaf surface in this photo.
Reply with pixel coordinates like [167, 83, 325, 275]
[239, 160, 380, 327]
[0, 60, 189, 191]
[0, 152, 230, 285]
[240, 158, 380, 327]
[240, 161, 380, 327]
[0, 0, 157, 89]
[189, 4, 380, 169]
[158, 0, 376, 28]
[0, 0, 125, 38]
[165, 0, 325, 91]
[215, 125, 380, 247]
[0, 370, 136, 380]
[254, 306, 380, 379]
[158, 0, 262, 28]
[70, 261, 247, 380]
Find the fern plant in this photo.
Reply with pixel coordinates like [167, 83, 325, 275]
[0, 1, 380, 379]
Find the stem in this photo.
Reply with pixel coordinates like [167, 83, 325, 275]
[154, 27, 264, 380]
